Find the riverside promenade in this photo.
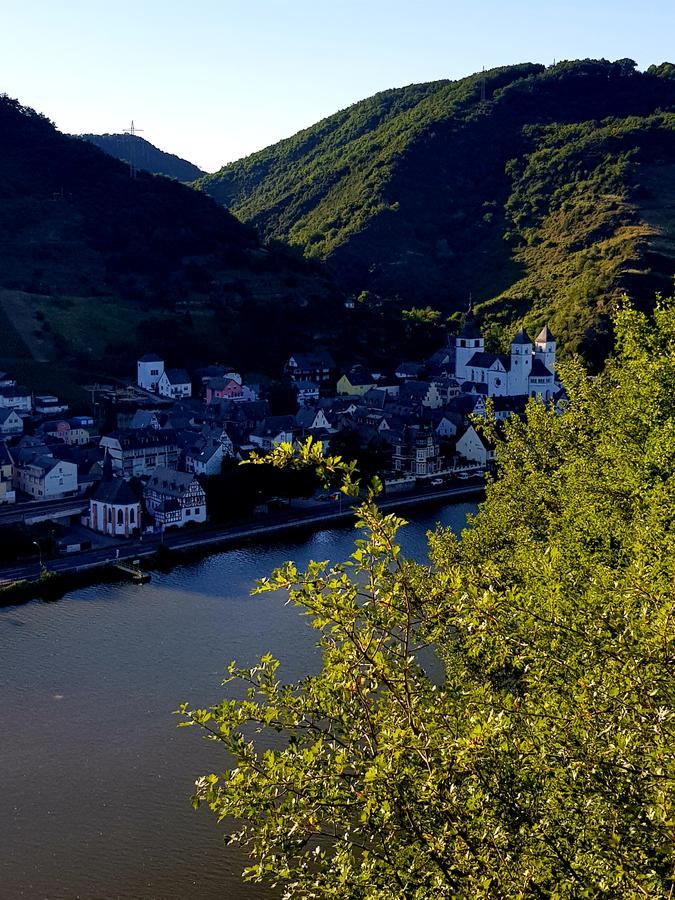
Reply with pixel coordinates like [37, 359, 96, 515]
[0, 482, 483, 590]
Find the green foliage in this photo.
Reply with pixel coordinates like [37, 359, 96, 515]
[200, 60, 675, 362]
[180, 301, 675, 897]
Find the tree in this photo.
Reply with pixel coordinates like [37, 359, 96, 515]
[179, 302, 675, 898]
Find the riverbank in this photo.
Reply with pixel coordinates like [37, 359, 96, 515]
[0, 482, 483, 604]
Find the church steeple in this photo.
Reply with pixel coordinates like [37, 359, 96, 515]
[455, 295, 484, 382]
[102, 448, 113, 482]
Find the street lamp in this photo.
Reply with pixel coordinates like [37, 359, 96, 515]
[32, 540, 42, 573]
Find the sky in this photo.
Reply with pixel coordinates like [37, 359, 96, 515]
[2, 0, 674, 173]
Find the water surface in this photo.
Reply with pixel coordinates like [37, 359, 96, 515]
[0, 502, 476, 899]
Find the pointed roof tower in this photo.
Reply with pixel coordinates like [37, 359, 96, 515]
[458, 296, 481, 339]
[101, 448, 113, 482]
[536, 324, 555, 343]
[511, 326, 532, 346]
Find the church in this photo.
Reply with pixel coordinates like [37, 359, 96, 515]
[454, 307, 557, 400]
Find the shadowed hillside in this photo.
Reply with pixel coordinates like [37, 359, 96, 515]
[199, 59, 675, 360]
[0, 95, 341, 397]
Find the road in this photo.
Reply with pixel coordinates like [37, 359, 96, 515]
[0, 496, 88, 526]
[0, 482, 484, 587]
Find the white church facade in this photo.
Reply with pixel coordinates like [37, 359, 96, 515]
[454, 311, 557, 400]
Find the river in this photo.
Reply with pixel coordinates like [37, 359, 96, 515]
[0, 501, 476, 900]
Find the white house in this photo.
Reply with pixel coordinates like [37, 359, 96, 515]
[89, 462, 142, 538]
[99, 429, 179, 477]
[137, 354, 165, 392]
[158, 368, 192, 399]
[13, 452, 78, 499]
[455, 425, 494, 468]
[295, 380, 320, 407]
[144, 468, 207, 528]
[34, 395, 68, 415]
[0, 384, 31, 413]
[0, 408, 24, 437]
[185, 428, 234, 476]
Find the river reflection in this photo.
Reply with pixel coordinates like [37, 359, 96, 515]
[0, 501, 476, 900]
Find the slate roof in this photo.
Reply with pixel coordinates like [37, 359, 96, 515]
[343, 366, 376, 386]
[458, 312, 481, 339]
[138, 353, 163, 363]
[0, 443, 13, 466]
[145, 468, 201, 497]
[92, 477, 140, 505]
[0, 408, 22, 424]
[530, 358, 554, 377]
[164, 368, 190, 385]
[511, 327, 532, 346]
[536, 324, 555, 343]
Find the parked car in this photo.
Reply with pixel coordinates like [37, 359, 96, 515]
[430, 477, 443, 486]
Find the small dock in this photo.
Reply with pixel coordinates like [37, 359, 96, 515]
[114, 561, 151, 584]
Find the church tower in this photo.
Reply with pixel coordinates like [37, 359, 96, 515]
[534, 324, 556, 373]
[509, 327, 532, 395]
[455, 300, 484, 382]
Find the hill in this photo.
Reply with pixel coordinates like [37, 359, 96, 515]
[199, 59, 675, 360]
[80, 132, 205, 181]
[0, 95, 341, 399]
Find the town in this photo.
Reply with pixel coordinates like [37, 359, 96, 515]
[0, 307, 560, 566]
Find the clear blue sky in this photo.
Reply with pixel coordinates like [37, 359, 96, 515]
[3, 0, 674, 172]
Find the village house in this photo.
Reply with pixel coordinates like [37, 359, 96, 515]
[89, 456, 142, 537]
[294, 380, 320, 407]
[295, 407, 332, 432]
[399, 380, 444, 410]
[249, 415, 295, 450]
[0, 443, 16, 504]
[284, 351, 335, 385]
[99, 429, 179, 477]
[455, 425, 494, 467]
[157, 368, 192, 400]
[0, 408, 24, 437]
[44, 419, 91, 446]
[0, 372, 15, 388]
[337, 367, 378, 397]
[137, 353, 165, 392]
[388, 426, 441, 477]
[184, 427, 234, 476]
[205, 376, 243, 404]
[144, 468, 207, 528]
[34, 394, 69, 415]
[12, 449, 78, 499]
[0, 384, 31, 413]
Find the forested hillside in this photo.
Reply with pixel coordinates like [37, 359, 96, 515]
[0, 95, 340, 396]
[199, 59, 675, 359]
[80, 133, 205, 181]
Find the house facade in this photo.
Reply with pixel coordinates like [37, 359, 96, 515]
[100, 429, 179, 477]
[0, 444, 15, 504]
[456, 425, 494, 467]
[0, 408, 24, 437]
[0, 385, 31, 413]
[285, 351, 334, 385]
[13, 453, 78, 499]
[137, 354, 165, 391]
[158, 369, 192, 399]
[144, 468, 207, 528]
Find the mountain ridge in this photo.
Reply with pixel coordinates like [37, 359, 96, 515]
[198, 58, 675, 359]
[80, 132, 206, 182]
